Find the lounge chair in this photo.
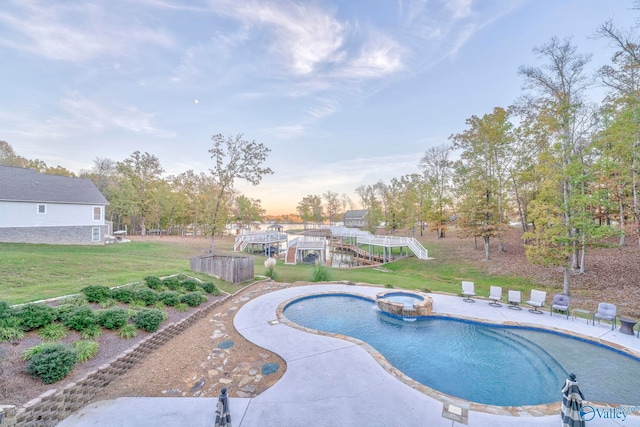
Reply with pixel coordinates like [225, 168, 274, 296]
[507, 290, 522, 310]
[550, 294, 570, 318]
[461, 281, 476, 303]
[593, 303, 617, 329]
[488, 286, 502, 307]
[526, 290, 546, 314]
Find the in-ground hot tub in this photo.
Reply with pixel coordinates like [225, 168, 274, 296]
[376, 290, 433, 317]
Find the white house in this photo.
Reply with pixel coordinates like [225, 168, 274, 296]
[343, 209, 368, 228]
[0, 166, 109, 244]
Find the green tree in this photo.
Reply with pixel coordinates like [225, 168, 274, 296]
[518, 37, 592, 294]
[451, 107, 515, 259]
[297, 195, 324, 226]
[233, 195, 265, 231]
[115, 151, 165, 235]
[419, 144, 453, 238]
[323, 190, 341, 226]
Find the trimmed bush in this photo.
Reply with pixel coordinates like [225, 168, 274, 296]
[134, 308, 166, 332]
[38, 322, 68, 341]
[74, 340, 99, 362]
[60, 306, 98, 332]
[81, 285, 113, 303]
[0, 301, 16, 319]
[180, 280, 199, 292]
[159, 291, 181, 307]
[25, 342, 77, 384]
[98, 307, 130, 330]
[112, 287, 136, 304]
[162, 277, 181, 291]
[180, 292, 207, 307]
[136, 288, 160, 306]
[199, 282, 220, 295]
[144, 276, 163, 290]
[16, 303, 57, 331]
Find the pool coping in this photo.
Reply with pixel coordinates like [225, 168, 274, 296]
[275, 288, 640, 418]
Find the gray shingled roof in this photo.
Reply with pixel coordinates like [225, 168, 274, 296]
[344, 209, 367, 219]
[0, 166, 108, 205]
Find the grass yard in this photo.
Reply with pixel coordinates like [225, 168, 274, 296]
[0, 240, 227, 304]
[1, 233, 552, 305]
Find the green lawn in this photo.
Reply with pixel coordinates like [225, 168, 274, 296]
[1, 237, 556, 305]
[0, 241, 228, 304]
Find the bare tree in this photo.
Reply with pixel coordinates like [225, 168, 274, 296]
[208, 134, 274, 253]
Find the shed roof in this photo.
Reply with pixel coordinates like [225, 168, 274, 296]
[0, 165, 109, 205]
[344, 209, 368, 220]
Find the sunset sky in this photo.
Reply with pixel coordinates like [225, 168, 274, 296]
[0, 1, 636, 214]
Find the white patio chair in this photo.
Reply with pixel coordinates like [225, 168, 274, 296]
[461, 281, 476, 303]
[526, 290, 547, 314]
[488, 286, 502, 307]
[507, 290, 522, 310]
[593, 302, 617, 330]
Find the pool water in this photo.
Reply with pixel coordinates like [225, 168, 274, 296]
[283, 294, 640, 406]
[379, 292, 423, 307]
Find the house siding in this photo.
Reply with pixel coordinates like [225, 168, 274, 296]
[0, 225, 108, 245]
[0, 201, 103, 227]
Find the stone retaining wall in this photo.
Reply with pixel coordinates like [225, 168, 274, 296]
[0, 286, 250, 427]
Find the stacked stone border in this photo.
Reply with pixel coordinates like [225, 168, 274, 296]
[0, 280, 267, 427]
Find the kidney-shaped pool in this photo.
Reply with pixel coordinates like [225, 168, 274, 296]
[283, 293, 640, 407]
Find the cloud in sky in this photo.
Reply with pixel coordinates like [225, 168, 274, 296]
[0, 0, 635, 214]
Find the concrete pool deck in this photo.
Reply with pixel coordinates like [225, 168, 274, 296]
[59, 284, 640, 427]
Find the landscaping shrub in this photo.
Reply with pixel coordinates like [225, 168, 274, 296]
[59, 294, 87, 306]
[160, 291, 181, 306]
[25, 342, 77, 384]
[80, 324, 102, 339]
[112, 287, 136, 304]
[144, 276, 163, 291]
[38, 322, 68, 341]
[311, 265, 330, 282]
[0, 301, 16, 319]
[81, 285, 113, 303]
[180, 280, 199, 292]
[199, 282, 220, 295]
[60, 306, 98, 332]
[0, 316, 24, 342]
[98, 299, 117, 308]
[174, 302, 189, 312]
[180, 292, 207, 307]
[162, 277, 181, 291]
[264, 257, 278, 280]
[16, 303, 57, 331]
[136, 288, 160, 306]
[118, 324, 137, 339]
[98, 307, 130, 330]
[74, 340, 99, 362]
[134, 308, 166, 332]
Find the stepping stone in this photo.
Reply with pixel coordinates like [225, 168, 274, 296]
[261, 363, 279, 375]
[218, 340, 234, 349]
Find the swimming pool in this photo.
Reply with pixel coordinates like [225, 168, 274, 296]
[283, 293, 640, 407]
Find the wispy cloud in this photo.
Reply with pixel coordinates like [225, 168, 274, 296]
[0, 1, 173, 62]
[209, 0, 346, 75]
[59, 93, 176, 137]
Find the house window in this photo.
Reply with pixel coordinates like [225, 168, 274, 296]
[93, 206, 102, 221]
[92, 227, 101, 242]
[37, 204, 46, 214]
